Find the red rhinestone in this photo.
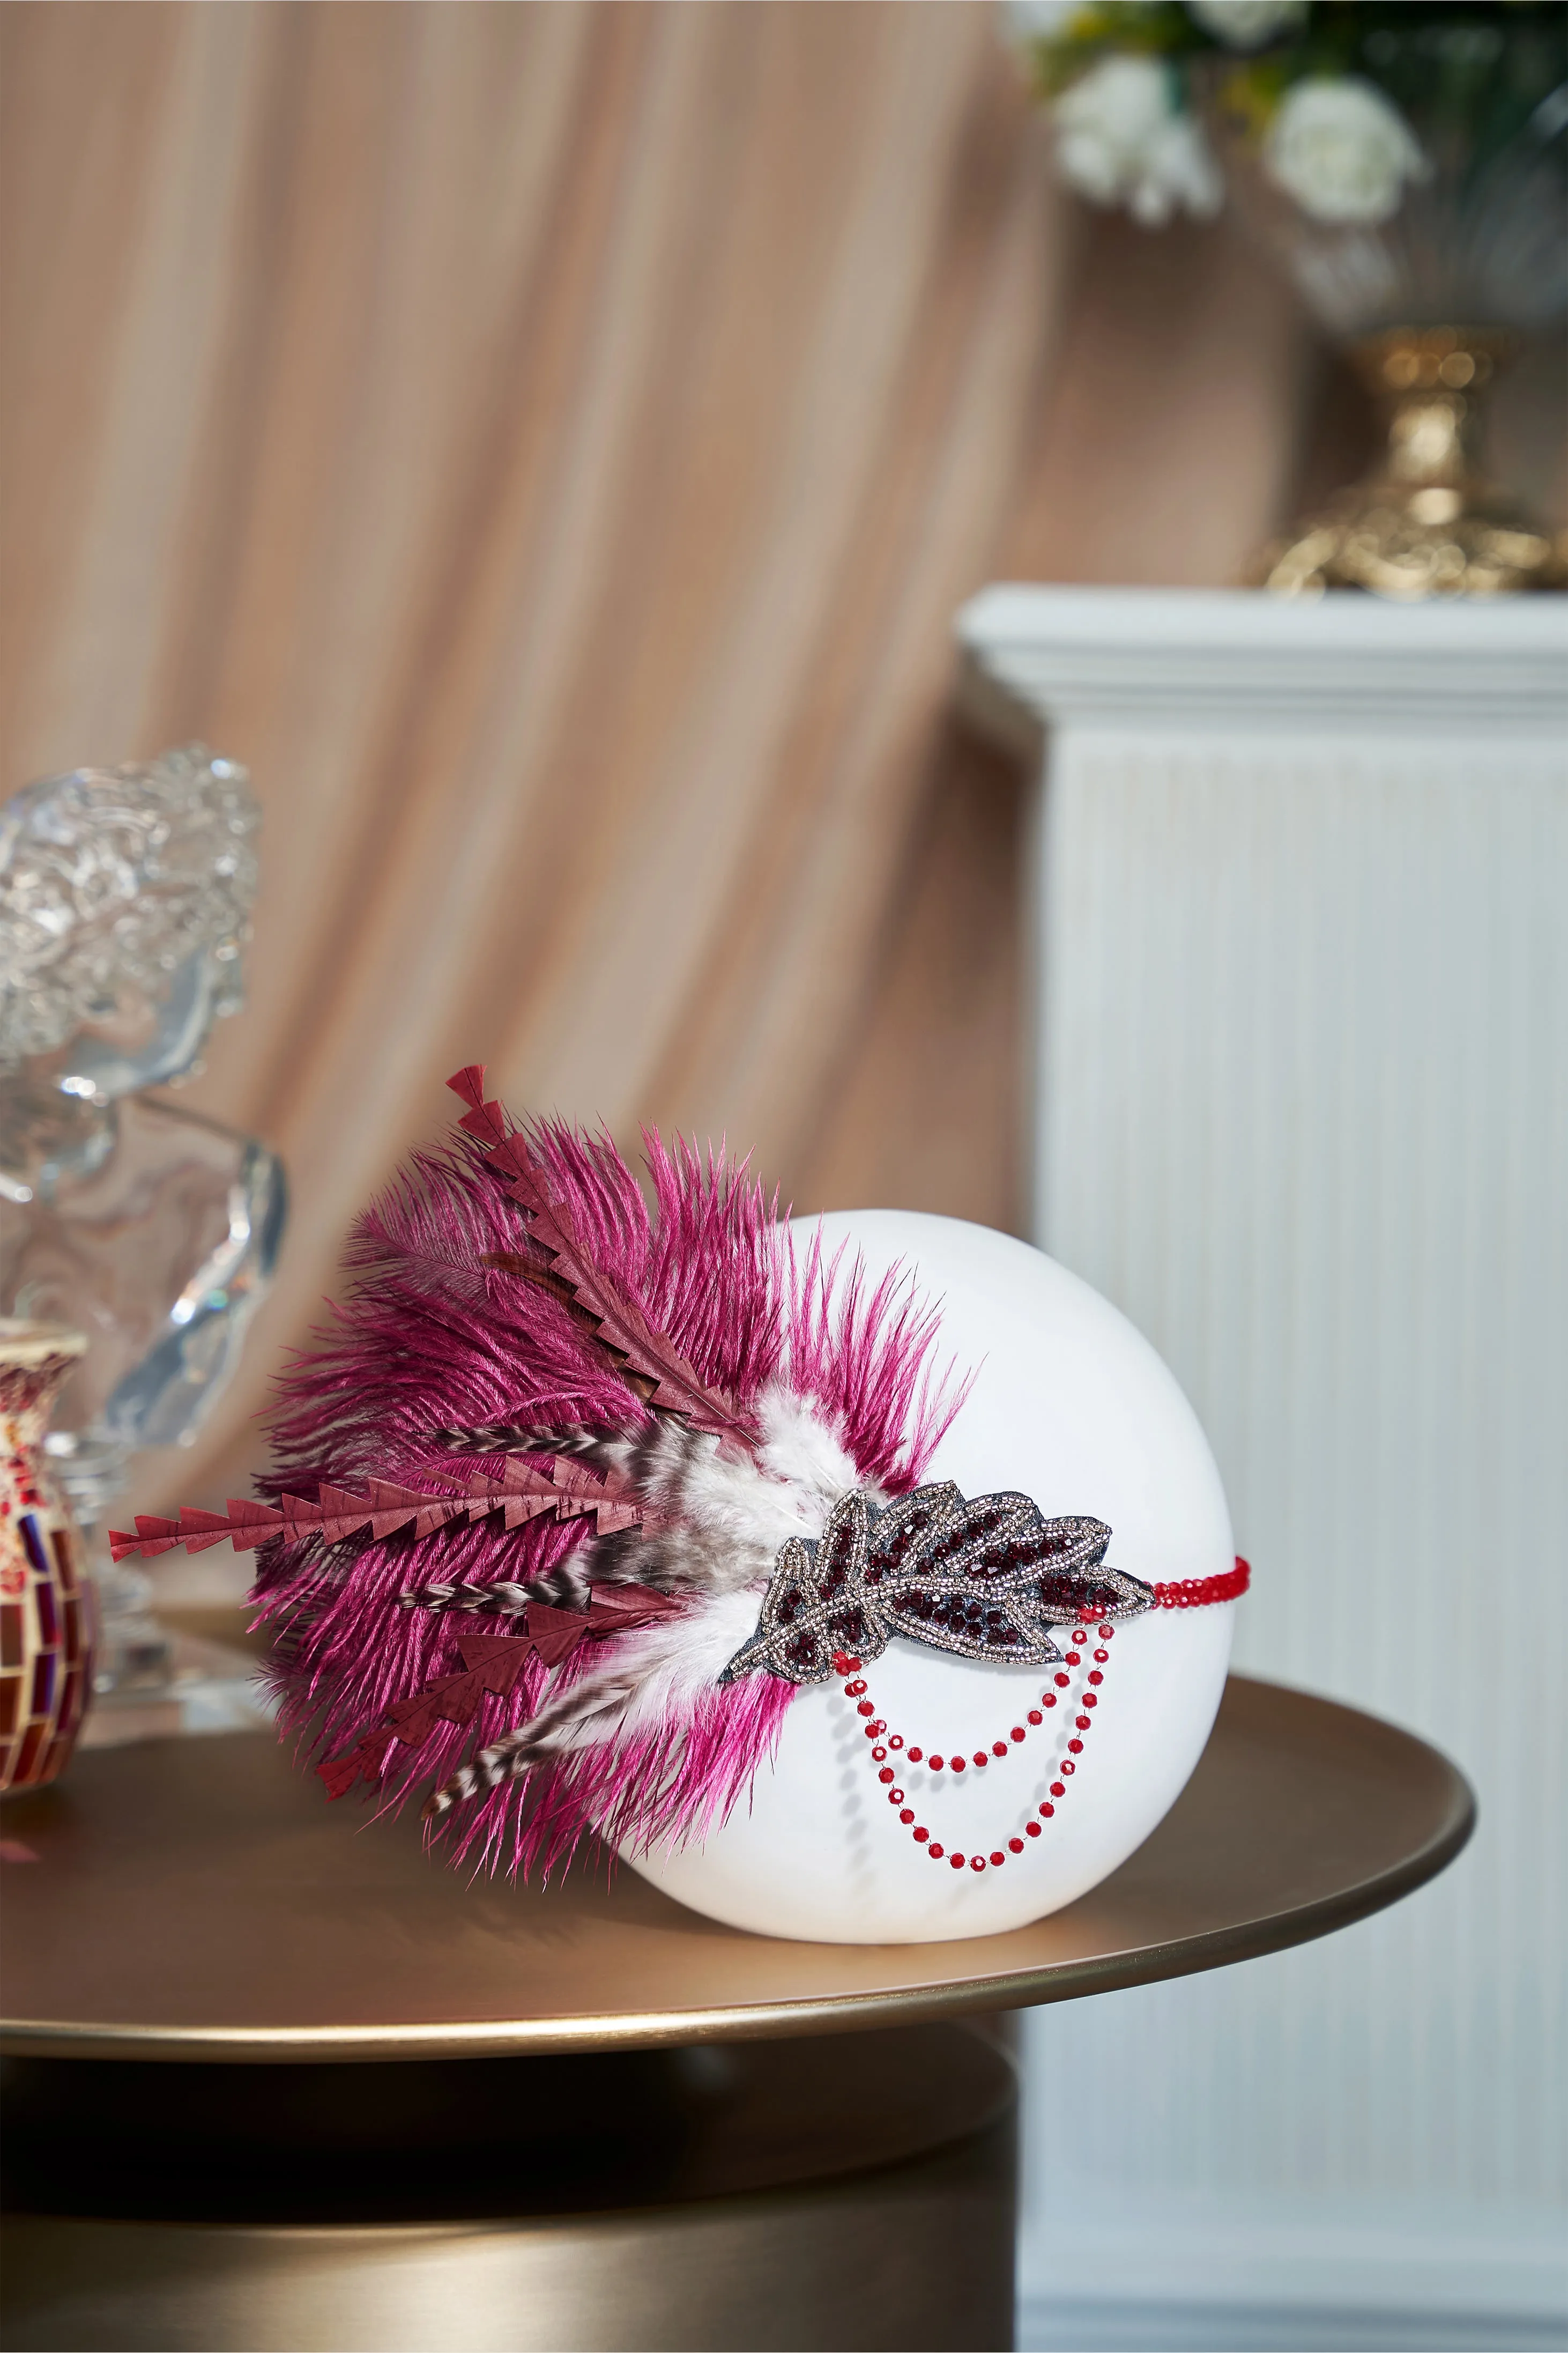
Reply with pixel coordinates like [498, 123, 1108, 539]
[1061, 1759, 1076, 1774]
[889, 1787, 905, 1804]
[900, 1808, 915, 1824]
[1054, 1672, 1070, 1688]
[1010, 1727, 1025, 1743]
[1065, 1651, 1081, 1667]
[951, 1757, 966, 1773]
[950, 1853, 966, 1870]
[1087, 1671, 1103, 1685]
[1098, 1624, 1114, 1639]
[990, 1850, 1005, 1867]
[1050, 1781, 1065, 1798]
[872, 1745, 888, 1762]
[1083, 1694, 1098, 1708]
[1008, 1837, 1024, 1854]
[848, 1679, 867, 1695]
[972, 1751, 987, 1768]
[1072, 1629, 1088, 1645]
[914, 1826, 930, 1843]
[888, 1735, 904, 1751]
[879, 1767, 894, 1784]
[870, 1720, 886, 1735]
[928, 1841, 943, 1859]
[1039, 1801, 1055, 1817]
[1044, 1695, 1058, 1709]
[1075, 1715, 1090, 1730]
[1068, 1738, 1084, 1753]
[857, 1700, 874, 1718]
[993, 1741, 1009, 1758]
[930, 1755, 945, 1771]
[1027, 1710, 1043, 1726]
[832, 1652, 851, 1673]
[908, 1746, 924, 1763]
[969, 1856, 985, 1873]
[1025, 1820, 1042, 1838]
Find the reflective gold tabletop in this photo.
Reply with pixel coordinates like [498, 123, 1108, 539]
[0, 1674, 1472, 2063]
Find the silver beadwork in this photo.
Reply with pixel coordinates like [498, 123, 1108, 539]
[721, 1481, 1153, 1687]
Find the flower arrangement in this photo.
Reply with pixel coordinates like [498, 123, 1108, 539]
[1006, 2, 1568, 596]
[1006, 2, 1567, 233]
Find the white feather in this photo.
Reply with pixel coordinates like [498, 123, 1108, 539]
[757, 1385, 861, 1508]
[550, 1386, 875, 1757]
[673, 1383, 865, 1556]
[673, 1436, 818, 1554]
[554, 1585, 766, 1751]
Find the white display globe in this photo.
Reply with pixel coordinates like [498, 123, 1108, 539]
[622, 1211, 1236, 1944]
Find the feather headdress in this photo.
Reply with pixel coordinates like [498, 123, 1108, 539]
[115, 1068, 1240, 1882]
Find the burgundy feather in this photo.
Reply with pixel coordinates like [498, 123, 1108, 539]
[109, 1456, 640, 1562]
[449, 1066, 752, 1439]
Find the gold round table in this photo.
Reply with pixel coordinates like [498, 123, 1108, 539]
[0, 1674, 1472, 2352]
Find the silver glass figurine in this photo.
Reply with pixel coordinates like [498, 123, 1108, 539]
[0, 747, 286, 1705]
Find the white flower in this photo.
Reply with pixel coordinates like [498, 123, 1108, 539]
[1000, 0, 1085, 42]
[1264, 76, 1429, 226]
[1186, 0, 1307, 48]
[1052, 55, 1224, 225]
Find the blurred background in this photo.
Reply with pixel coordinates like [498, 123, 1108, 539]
[3, 5, 1564, 2350]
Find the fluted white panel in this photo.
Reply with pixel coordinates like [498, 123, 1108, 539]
[957, 589, 1568, 2319]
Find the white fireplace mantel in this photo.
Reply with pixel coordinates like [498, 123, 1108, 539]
[958, 581, 1568, 731]
[955, 584, 1568, 2337]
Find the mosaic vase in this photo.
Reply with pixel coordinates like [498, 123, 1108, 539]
[1, 1321, 93, 1792]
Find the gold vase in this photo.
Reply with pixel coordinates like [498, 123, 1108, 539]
[1264, 328, 1568, 601]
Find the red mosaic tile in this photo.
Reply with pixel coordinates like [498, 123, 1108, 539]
[33, 1579, 57, 1648]
[50, 1526, 76, 1593]
[0, 1673, 19, 1738]
[0, 1604, 21, 1670]
[29, 1650, 56, 1718]
[62, 1596, 80, 1666]
[11, 1721, 46, 1785]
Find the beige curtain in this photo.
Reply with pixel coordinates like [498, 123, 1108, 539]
[0, 1, 1304, 1513]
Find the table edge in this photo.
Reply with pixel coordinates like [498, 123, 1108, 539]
[1, 1719, 1473, 2063]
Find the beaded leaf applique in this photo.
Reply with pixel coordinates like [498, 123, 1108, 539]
[721, 1481, 1153, 1687]
[720, 1492, 887, 1688]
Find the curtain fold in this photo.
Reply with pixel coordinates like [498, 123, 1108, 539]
[0, 0, 1303, 1513]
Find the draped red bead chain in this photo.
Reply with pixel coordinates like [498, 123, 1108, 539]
[833, 1556, 1250, 1876]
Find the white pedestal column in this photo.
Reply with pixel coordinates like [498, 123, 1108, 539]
[957, 587, 1568, 2336]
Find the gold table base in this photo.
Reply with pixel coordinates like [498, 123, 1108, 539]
[2, 2028, 1015, 2352]
[0, 1677, 1472, 2350]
